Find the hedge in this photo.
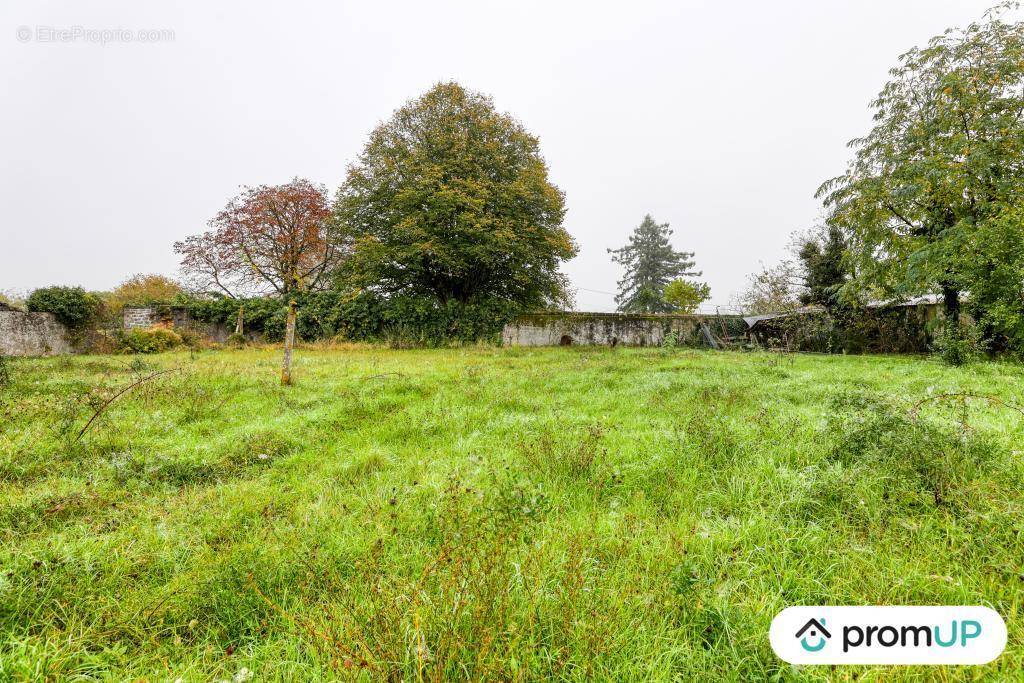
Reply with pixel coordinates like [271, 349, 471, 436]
[175, 291, 517, 345]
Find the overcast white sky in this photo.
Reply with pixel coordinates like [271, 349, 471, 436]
[0, 0, 1005, 311]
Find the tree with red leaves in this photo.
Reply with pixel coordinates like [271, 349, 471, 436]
[175, 178, 340, 298]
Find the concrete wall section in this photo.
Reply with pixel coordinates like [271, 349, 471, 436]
[502, 312, 741, 347]
[0, 311, 73, 356]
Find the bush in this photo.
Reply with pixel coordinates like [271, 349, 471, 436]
[114, 327, 183, 354]
[932, 324, 985, 366]
[26, 287, 103, 329]
[225, 332, 247, 348]
[177, 328, 204, 350]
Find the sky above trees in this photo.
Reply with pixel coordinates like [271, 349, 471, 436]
[0, 0, 1006, 311]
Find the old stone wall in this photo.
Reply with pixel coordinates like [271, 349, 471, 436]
[502, 312, 745, 347]
[0, 311, 73, 356]
[122, 306, 251, 343]
[123, 307, 160, 329]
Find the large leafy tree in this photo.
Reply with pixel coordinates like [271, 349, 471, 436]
[175, 178, 338, 297]
[105, 274, 183, 313]
[818, 4, 1024, 329]
[334, 82, 577, 311]
[608, 214, 700, 313]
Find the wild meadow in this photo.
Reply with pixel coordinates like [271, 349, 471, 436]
[1, 346, 1022, 681]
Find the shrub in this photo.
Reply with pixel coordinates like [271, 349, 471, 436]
[177, 328, 204, 349]
[931, 324, 985, 366]
[816, 391, 997, 522]
[225, 332, 247, 348]
[114, 327, 183, 354]
[26, 286, 103, 329]
[88, 331, 121, 355]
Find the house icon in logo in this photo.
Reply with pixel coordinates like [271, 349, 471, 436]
[795, 618, 831, 652]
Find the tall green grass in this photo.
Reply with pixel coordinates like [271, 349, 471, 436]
[1, 347, 1022, 680]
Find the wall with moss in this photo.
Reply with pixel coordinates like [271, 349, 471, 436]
[502, 312, 745, 347]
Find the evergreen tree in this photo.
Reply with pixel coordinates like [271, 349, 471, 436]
[608, 215, 700, 313]
[797, 224, 847, 308]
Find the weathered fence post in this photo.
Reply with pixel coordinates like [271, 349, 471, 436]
[281, 300, 296, 385]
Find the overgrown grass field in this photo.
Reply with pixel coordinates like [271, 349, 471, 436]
[1, 347, 1022, 681]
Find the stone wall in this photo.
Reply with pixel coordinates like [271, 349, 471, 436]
[123, 306, 194, 330]
[122, 307, 159, 329]
[122, 305, 248, 343]
[0, 311, 73, 356]
[502, 312, 745, 347]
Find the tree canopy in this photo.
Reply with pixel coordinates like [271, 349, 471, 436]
[175, 178, 338, 298]
[731, 261, 803, 315]
[609, 215, 700, 313]
[105, 274, 183, 312]
[334, 82, 577, 311]
[663, 279, 711, 314]
[818, 3, 1024, 333]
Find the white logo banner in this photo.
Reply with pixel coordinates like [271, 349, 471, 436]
[770, 606, 1006, 665]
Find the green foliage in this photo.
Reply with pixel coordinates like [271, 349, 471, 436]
[0, 355, 9, 390]
[225, 332, 248, 348]
[663, 279, 711, 313]
[104, 274, 183, 315]
[819, 5, 1024, 334]
[749, 305, 938, 354]
[797, 224, 847, 308]
[957, 207, 1024, 352]
[176, 328, 204, 350]
[25, 286, 103, 329]
[114, 328, 183, 354]
[932, 324, 986, 366]
[334, 81, 578, 312]
[822, 390, 1000, 520]
[176, 290, 513, 345]
[609, 215, 700, 313]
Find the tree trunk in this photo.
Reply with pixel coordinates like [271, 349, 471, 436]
[941, 282, 960, 326]
[235, 305, 244, 335]
[281, 300, 296, 386]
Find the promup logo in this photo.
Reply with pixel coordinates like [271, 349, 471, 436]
[770, 606, 1006, 665]
[795, 618, 831, 652]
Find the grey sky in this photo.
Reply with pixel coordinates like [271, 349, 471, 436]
[1, 0, 1004, 311]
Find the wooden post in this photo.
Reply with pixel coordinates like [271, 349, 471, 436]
[281, 299, 296, 386]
